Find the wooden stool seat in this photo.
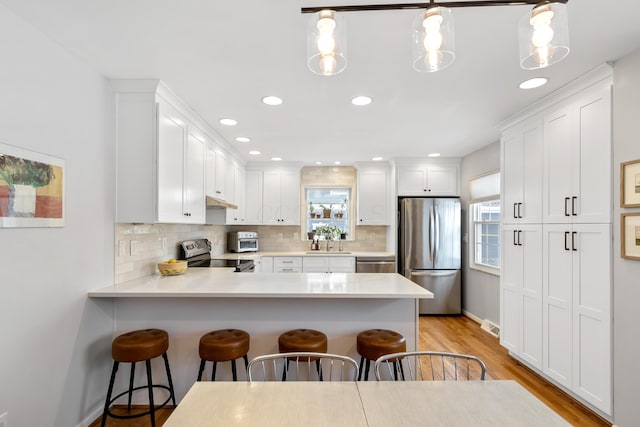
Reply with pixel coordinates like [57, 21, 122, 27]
[101, 329, 175, 427]
[279, 329, 328, 353]
[357, 329, 406, 381]
[197, 329, 250, 381]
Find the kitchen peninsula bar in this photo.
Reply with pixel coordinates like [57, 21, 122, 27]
[89, 270, 432, 400]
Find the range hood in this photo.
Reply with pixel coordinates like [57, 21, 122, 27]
[206, 195, 238, 210]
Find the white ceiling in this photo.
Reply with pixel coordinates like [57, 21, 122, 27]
[3, 0, 640, 164]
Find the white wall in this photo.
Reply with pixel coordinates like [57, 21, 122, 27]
[459, 142, 501, 323]
[0, 6, 115, 427]
[612, 47, 640, 427]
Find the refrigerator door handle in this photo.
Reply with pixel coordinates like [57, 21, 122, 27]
[429, 205, 435, 262]
[410, 270, 458, 277]
[434, 207, 440, 262]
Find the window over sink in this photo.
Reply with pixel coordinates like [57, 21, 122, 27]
[305, 187, 352, 240]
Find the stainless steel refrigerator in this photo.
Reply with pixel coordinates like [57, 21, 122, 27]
[398, 197, 461, 314]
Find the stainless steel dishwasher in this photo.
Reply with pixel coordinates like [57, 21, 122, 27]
[355, 256, 396, 273]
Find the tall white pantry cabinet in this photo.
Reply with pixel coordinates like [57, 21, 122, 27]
[500, 65, 612, 417]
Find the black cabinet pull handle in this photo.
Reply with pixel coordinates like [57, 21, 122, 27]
[572, 231, 577, 251]
[518, 203, 523, 219]
[564, 198, 570, 216]
[572, 196, 577, 216]
[564, 232, 570, 251]
[517, 230, 522, 246]
[513, 230, 518, 246]
[513, 203, 518, 219]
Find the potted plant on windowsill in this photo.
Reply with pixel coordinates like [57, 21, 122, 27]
[0, 154, 53, 217]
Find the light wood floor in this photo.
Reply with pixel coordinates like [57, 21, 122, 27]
[91, 315, 610, 426]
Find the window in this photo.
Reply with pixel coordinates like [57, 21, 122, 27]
[468, 171, 500, 274]
[305, 187, 352, 240]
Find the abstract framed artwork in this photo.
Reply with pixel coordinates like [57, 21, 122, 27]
[621, 212, 640, 260]
[620, 159, 640, 208]
[0, 142, 65, 227]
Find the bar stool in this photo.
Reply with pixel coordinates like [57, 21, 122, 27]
[356, 329, 406, 380]
[278, 329, 328, 380]
[198, 329, 250, 381]
[101, 329, 176, 427]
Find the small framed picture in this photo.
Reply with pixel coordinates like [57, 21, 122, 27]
[620, 159, 640, 207]
[621, 213, 640, 260]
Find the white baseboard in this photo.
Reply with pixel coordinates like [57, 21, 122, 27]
[462, 309, 482, 324]
[77, 406, 102, 427]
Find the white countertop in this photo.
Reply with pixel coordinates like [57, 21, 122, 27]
[217, 251, 395, 260]
[88, 269, 432, 299]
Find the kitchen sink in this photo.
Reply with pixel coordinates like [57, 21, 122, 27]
[305, 251, 352, 254]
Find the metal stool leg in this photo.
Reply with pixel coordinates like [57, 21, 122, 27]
[358, 357, 365, 381]
[398, 361, 406, 381]
[211, 361, 217, 381]
[127, 362, 136, 411]
[197, 359, 206, 381]
[162, 352, 176, 406]
[316, 359, 323, 381]
[101, 361, 119, 427]
[145, 359, 156, 427]
[364, 359, 371, 381]
[231, 359, 238, 381]
[282, 359, 289, 381]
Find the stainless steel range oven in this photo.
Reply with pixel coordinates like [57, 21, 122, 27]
[179, 239, 255, 272]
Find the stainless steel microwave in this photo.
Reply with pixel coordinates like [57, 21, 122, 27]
[227, 231, 259, 253]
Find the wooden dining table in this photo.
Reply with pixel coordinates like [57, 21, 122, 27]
[163, 380, 570, 426]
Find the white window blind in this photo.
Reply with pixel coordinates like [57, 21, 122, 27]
[469, 171, 500, 203]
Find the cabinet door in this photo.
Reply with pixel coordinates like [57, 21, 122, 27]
[358, 168, 388, 225]
[184, 132, 206, 223]
[574, 87, 611, 224]
[157, 102, 187, 223]
[235, 165, 246, 223]
[303, 257, 329, 273]
[501, 132, 523, 224]
[520, 224, 543, 369]
[206, 148, 217, 198]
[244, 170, 263, 224]
[542, 224, 573, 388]
[259, 256, 273, 273]
[279, 170, 300, 225]
[500, 224, 522, 354]
[329, 257, 356, 273]
[572, 224, 611, 413]
[520, 121, 543, 223]
[225, 163, 238, 224]
[262, 170, 282, 225]
[426, 166, 458, 196]
[543, 107, 574, 224]
[214, 150, 227, 201]
[398, 167, 427, 196]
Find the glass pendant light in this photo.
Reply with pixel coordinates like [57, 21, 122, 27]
[519, 2, 569, 70]
[307, 9, 347, 76]
[412, 6, 455, 73]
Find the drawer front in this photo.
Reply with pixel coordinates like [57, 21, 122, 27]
[274, 266, 302, 273]
[274, 257, 302, 268]
[303, 257, 330, 272]
[329, 257, 356, 272]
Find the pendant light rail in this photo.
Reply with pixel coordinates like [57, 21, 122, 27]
[301, 0, 567, 14]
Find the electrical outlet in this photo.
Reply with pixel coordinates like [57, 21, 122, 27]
[0, 411, 8, 427]
[130, 240, 138, 255]
[118, 240, 126, 256]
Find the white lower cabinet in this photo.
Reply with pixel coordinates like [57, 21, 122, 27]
[302, 256, 355, 273]
[273, 257, 302, 273]
[500, 224, 543, 369]
[542, 223, 611, 414]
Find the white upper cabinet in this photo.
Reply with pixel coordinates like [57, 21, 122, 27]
[501, 118, 543, 224]
[397, 160, 459, 196]
[357, 166, 389, 225]
[263, 168, 301, 225]
[543, 84, 612, 224]
[226, 163, 246, 224]
[183, 130, 206, 223]
[244, 169, 263, 225]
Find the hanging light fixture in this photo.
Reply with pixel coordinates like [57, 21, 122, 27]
[518, 2, 570, 70]
[412, 6, 455, 72]
[307, 9, 347, 76]
[302, 1, 569, 74]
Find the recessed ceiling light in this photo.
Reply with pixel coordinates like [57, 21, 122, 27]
[262, 96, 283, 106]
[334, 161, 341, 165]
[519, 77, 548, 89]
[352, 96, 372, 106]
[249, 150, 260, 155]
[219, 118, 237, 126]
[315, 161, 322, 165]
[372, 156, 383, 161]
[271, 157, 282, 161]
[428, 153, 441, 158]
[235, 136, 251, 143]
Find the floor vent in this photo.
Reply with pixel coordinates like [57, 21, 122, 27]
[480, 319, 500, 338]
